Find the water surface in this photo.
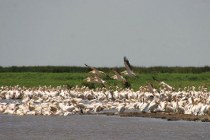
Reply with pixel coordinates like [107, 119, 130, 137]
[0, 114, 209, 140]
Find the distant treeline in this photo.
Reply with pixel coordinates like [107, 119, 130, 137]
[0, 66, 209, 73]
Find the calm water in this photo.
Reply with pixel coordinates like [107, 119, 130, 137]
[0, 114, 209, 140]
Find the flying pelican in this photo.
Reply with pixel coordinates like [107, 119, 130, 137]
[120, 70, 128, 75]
[123, 57, 136, 77]
[84, 64, 105, 76]
[160, 81, 174, 91]
[84, 76, 95, 83]
[84, 75, 106, 86]
[112, 69, 131, 88]
[94, 75, 106, 85]
[152, 76, 174, 91]
[112, 69, 127, 83]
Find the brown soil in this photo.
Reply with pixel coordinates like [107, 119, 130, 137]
[102, 112, 210, 122]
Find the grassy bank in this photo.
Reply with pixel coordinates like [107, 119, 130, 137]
[0, 72, 209, 91]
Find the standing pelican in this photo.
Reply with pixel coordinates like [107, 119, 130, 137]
[123, 57, 136, 77]
[147, 83, 155, 93]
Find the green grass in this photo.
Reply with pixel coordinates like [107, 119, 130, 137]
[0, 72, 209, 91]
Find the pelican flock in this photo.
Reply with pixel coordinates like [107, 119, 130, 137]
[0, 57, 210, 118]
[0, 85, 209, 116]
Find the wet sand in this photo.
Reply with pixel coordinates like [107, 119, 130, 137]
[118, 112, 210, 122]
[0, 114, 210, 140]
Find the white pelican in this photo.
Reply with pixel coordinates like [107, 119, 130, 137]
[175, 100, 185, 114]
[147, 83, 155, 93]
[85, 64, 105, 76]
[112, 69, 127, 83]
[84, 75, 106, 86]
[123, 56, 136, 77]
[121, 70, 128, 75]
[160, 81, 174, 91]
[84, 76, 95, 83]
[152, 76, 174, 91]
[118, 104, 126, 113]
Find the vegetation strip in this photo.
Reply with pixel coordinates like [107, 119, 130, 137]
[0, 72, 209, 91]
[0, 66, 210, 73]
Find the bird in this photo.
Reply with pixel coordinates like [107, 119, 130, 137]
[84, 64, 105, 76]
[152, 76, 174, 91]
[84, 75, 106, 86]
[147, 83, 155, 93]
[120, 70, 128, 76]
[175, 100, 185, 114]
[159, 81, 174, 91]
[94, 75, 106, 85]
[112, 69, 131, 88]
[84, 64, 107, 87]
[123, 56, 136, 77]
[118, 103, 126, 113]
[112, 69, 127, 83]
[84, 76, 95, 83]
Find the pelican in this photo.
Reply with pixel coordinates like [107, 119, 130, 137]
[123, 56, 136, 77]
[118, 103, 126, 113]
[84, 64, 105, 76]
[84, 75, 106, 86]
[160, 81, 174, 91]
[121, 70, 128, 75]
[112, 69, 131, 88]
[0, 85, 209, 117]
[152, 76, 174, 91]
[175, 100, 185, 114]
[84, 76, 95, 83]
[147, 83, 155, 93]
[94, 75, 106, 85]
[112, 69, 127, 83]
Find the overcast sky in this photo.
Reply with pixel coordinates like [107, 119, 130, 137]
[0, 0, 209, 67]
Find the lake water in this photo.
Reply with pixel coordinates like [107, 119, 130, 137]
[0, 114, 210, 140]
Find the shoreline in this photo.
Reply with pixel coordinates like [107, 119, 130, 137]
[99, 112, 210, 122]
[1, 112, 210, 122]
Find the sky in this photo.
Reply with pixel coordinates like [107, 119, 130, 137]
[0, 0, 210, 67]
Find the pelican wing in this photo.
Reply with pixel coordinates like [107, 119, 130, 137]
[124, 57, 133, 71]
[85, 64, 103, 76]
[112, 69, 126, 82]
[123, 57, 136, 77]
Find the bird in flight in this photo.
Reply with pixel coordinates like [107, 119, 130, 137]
[152, 76, 174, 91]
[123, 56, 136, 77]
[111, 69, 127, 83]
[111, 69, 131, 88]
[84, 75, 106, 86]
[84, 64, 106, 87]
[84, 64, 105, 76]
